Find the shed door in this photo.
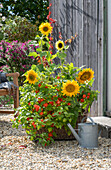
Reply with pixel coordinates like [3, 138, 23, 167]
[107, 0, 111, 116]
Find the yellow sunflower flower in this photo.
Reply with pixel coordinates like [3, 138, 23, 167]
[55, 40, 64, 51]
[39, 22, 52, 36]
[26, 70, 38, 84]
[77, 68, 94, 84]
[62, 80, 80, 97]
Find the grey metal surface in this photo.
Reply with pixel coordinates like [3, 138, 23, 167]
[78, 123, 98, 149]
[67, 118, 99, 149]
[87, 116, 111, 139]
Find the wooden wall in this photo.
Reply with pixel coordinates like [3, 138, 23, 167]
[49, 0, 104, 116]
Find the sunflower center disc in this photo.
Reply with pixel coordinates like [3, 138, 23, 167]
[58, 43, 63, 48]
[43, 26, 48, 32]
[29, 74, 35, 81]
[66, 84, 75, 92]
[80, 72, 91, 81]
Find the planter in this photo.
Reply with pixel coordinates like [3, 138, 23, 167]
[34, 105, 89, 141]
[53, 114, 87, 140]
[33, 113, 87, 141]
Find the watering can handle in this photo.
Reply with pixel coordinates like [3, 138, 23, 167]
[81, 116, 95, 125]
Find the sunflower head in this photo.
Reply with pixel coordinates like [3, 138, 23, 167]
[55, 40, 64, 51]
[39, 22, 52, 36]
[77, 68, 94, 84]
[62, 80, 80, 97]
[25, 70, 38, 84]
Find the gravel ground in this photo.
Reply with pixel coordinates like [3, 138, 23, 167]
[0, 114, 111, 170]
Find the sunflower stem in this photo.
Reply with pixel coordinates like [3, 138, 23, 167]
[61, 57, 65, 76]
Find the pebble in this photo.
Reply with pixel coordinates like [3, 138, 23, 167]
[0, 114, 111, 169]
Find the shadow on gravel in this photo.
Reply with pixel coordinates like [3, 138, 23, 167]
[0, 120, 26, 137]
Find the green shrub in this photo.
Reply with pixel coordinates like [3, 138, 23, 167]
[2, 16, 38, 42]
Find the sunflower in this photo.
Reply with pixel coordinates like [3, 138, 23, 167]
[62, 80, 80, 97]
[39, 22, 52, 36]
[77, 68, 94, 84]
[55, 40, 64, 51]
[26, 70, 38, 84]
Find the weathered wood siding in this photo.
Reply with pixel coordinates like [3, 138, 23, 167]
[50, 0, 103, 116]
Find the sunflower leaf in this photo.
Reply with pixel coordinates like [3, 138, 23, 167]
[40, 51, 47, 58]
[46, 51, 51, 61]
[51, 54, 57, 59]
[37, 64, 45, 72]
[59, 52, 66, 59]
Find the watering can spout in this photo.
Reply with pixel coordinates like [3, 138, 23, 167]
[67, 123, 81, 144]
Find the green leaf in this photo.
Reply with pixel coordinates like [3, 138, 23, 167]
[38, 138, 42, 143]
[46, 42, 50, 49]
[65, 45, 69, 49]
[65, 106, 69, 110]
[37, 125, 41, 130]
[26, 130, 30, 134]
[69, 118, 72, 123]
[46, 51, 51, 61]
[52, 132, 57, 137]
[28, 52, 38, 58]
[56, 124, 62, 129]
[35, 35, 40, 39]
[37, 64, 44, 71]
[88, 79, 94, 86]
[30, 136, 34, 141]
[40, 51, 47, 58]
[59, 52, 66, 59]
[46, 121, 51, 126]
[51, 54, 57, 59]
[36, 48, 42, 53]
[69, 62, 73, 68]
[67, 130, 72, 136]
[39, 39, 45, 47]
[48, 127, 53, 132]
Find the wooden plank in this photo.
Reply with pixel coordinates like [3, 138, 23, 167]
[89, 0, 98, 117]
[65, 0, 72, 63]
[86, 0, 91, 68]
[58, 0, 66, 41]
[71, 0, 77, 65]
[87, 0, 94, 116]
[49, 0, 104, 117]
[93, 0, 98, 116]
[83, 0, 87, 67]
[97, 0, 103, 116]
[0, 110, 14, 114]
[74, 0, 79, 67]
[78, 0, 84, 67]
[0, 89, 9, 96]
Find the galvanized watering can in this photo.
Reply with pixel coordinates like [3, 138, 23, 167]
[67, 117, 100, 149]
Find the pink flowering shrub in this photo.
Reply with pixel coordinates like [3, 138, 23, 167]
[0, 40, 39, 85]
[0, 65, 10, 72]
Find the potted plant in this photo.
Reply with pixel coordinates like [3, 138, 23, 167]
[12, 22, 99, 146]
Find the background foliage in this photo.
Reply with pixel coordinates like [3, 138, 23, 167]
[0, 0, 49, 24]
[0, 40, 39, 85]
[2, 16, 38, 42]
